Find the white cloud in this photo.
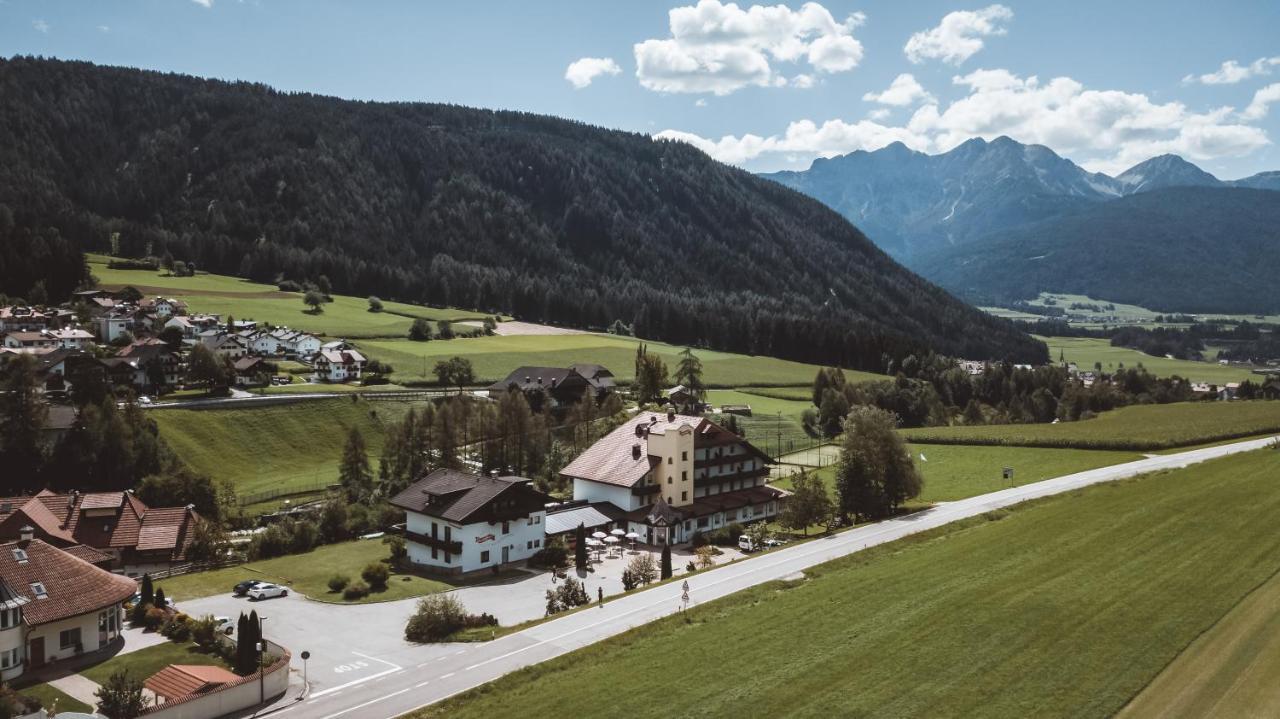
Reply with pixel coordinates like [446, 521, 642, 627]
[863, 73, 934, 106]
[565, 57, 622, 89]
[659, 68, 1271, 174]
[97, 25, 111, 33]
[1242, 82, 1280, 121]
[868, 108, 892, 121]
[633, 0, 865, 95]
[695, 98, 708, 107]
[791, 74, 815, 88]
[904, 5, 1012, 65]
[191, 0, 213, 7]
[1183, 57, 1280, 85]
[32, 19, 49, 33]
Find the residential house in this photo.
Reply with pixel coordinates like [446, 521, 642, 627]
[269, 329, 321, 357]
[0, 531, 134, 681]
[391, 469, 552, 576]
[164, 315, 198, 339]
[1, 332, 59, 353]
[233, 356, 269, 386]
[0, 307, 53, 333]
[207, 334, 249, 361]
[48, 328, 95, 351]
[0, 490, 202, 577]
[116, 340, 182, 390]
[314, 348, 366, 382]
[486, 364, 615, 412]
[31, 350, 107, 397]
[561, 411, 784, 545]
[245, 331, 281, 356]
[93, 310, 135, 343]
[139, 297, 188, 319]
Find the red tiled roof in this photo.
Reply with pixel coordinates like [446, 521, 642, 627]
[0, 492, 197, 562]
[0, 498, 76, 545]
[80, 492, 125, 510]
[62, 544, 114, 567]
[145, 665, 240, 701]
[0, 539, 136, 625]
[137, 525, 180, 552]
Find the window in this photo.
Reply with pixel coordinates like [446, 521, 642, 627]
[0, 608, 17, 629]
[480, 551, 490, 563]
[667, 476, 673, 484]
[667, 497, 673, 504]
[682, 451, 688, 461]
[60, 627, 81, 650]
[682, 471, 687, 481]
[29, 582, 47, 599]
[667, 457, 673, 464]
[534, 539, 541, 548]
[681, 491, 687, 502]
[0, 648, 19, 669]
[502, 521, 510, 535]
[526, 541, 533, 549]
[11, 548, 27, 563]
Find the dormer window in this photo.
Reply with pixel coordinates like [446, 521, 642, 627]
[11, 549, 28, 564]
[30, 582, 48, 599]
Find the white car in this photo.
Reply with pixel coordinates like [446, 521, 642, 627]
[247, 583, 288, 600]
[213, 616, 235, 635]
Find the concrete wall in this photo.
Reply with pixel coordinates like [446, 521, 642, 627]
[140, 641, 289, 719]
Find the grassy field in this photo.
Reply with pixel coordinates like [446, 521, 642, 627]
[413, 449, 1280, 719]
[705, 389, 816, 456]
[1039, 336, 1256, 383]
[775, 443, 1142, 503]
[901, 401, 1280, 450]
[735, 386, 817, 401]
[1117, 564, 1280, 718]
[80, 640, 230, 686]
[362, 334, 884, 388]
[88, 254, 491, 338]
[14, 684, 92, 715]
[151, 397, 419, 501]
[158, 538, 452, 603]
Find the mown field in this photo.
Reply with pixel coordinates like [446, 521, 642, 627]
[414, 449, 1280, 719]
[88, 254, 491, 338]
[705, 389, 816, 456]
[1039, 335, 1256, 383]
[901, 401, 1280, 450]
[361, 335, 884, 388]
[151, 397, 420, 501]
[777, 443, 1143, 504]
[157, 538, 451, 603]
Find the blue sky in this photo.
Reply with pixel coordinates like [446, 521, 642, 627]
[3, 0, 1279, 178]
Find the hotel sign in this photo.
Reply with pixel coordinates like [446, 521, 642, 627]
[476, 534, 496, 543]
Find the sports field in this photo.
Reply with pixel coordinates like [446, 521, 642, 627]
[1038, 336, 1256, 383]
[901, 400, 1280, 450]
[88, 254, 490, 338]
[413, 449, 1280, 719]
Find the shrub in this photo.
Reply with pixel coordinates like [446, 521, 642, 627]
[627, 553, 658, 585]
[384, 535, 407, 566]
[343, 581, 369, 600]
[190, 615, 218, 649]
[405, 595, 468, 642]
[144, 606, 166, 631]
[545, 577, 591, 614]
[686, 561, 697, 572]
[529, 539, 569, 569]
[327, 575, 350, 593]
[361, 562, 390, 591]
[277, 280, 303, 292]
[621, 569, 638, 592]
[130, 602, 152, 627]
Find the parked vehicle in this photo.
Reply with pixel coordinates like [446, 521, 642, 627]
[248, 583, 288, 601]
[738, 536, 757, 553]
[763, 538, 786, 548]
[233, 579, 264, 596]
[213, 616, 235, 635]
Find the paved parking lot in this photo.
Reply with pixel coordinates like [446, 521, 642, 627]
[179, 543, 745, 696]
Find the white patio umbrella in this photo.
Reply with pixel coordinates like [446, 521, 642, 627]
[591, 531, 608, 539]
[610, 528, 626, 536]
[625, 532, 640, 539]
[604, 535, 620, 544]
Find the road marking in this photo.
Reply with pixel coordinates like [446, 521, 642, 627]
[436, 656, 447, 662]
[319, 687, 411, 719]
[440, 672, 455, 679]
[415, 680, 432, 688]
[454, 650, 466, 655]
[310, 652, 403, 699]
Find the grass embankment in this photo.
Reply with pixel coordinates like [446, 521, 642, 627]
[1039, 335, 1257, 383]
[15, 684, 92, 714]
[158, 538, 452, 603]
[901, 400, 1280, 450]
[80, 640, 231, 687]
[777, 443, 1144, 504]
[151, 397, 420, 501]
[412, 449, 1280, 719]
[88, 254, 491, 338]
[360, 334, 883, 388]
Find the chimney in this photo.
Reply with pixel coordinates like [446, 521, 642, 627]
[632, 443, 641, 460]
[19, 525, 34, 544]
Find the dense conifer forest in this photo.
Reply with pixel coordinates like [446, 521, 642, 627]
[0, 57, 1046, 369]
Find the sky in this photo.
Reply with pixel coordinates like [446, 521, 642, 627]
[3, 0, 1280, 178]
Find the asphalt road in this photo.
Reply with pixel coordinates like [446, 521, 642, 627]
[260, 435, 1277, 719]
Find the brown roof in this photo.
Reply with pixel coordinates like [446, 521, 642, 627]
[145, 665, 240, 701]
[558, 413, 695, 488]
[0, 539, 136, 625]
[390, 469, 550, 524]
[0, 498, 76, 545]
[62, 544, 114, 567]
[0, 491, 197, 562]
[80, 492, 125, 511]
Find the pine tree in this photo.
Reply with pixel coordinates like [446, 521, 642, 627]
[660, 544, 672, 579]
[339, 427, 374, 503]
[0, 354, 47, 490]
[673, 348, 705, 404]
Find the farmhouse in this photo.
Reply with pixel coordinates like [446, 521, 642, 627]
[0, 530, 134, 682]
[1, 331, 58, 353]
[391, 469, 551, 576]
[486, 364, 615, 411]
[269, 328, 321, 356]
[561, 411, 784, 545]
[0, 307, 53, 333]
[0, 490, 202, 577]
[314, 348, 366, 382]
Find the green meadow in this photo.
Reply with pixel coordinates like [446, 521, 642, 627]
[413, 449, 1280, 719]
[1038, 335, 1256, 383]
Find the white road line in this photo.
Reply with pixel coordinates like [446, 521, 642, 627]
[440, 672, 456, 679]
[415, 680, 432, 688]
[320, 687, 411, 719]
[310, 652, 403, 699]
[435, 656, 447, 662]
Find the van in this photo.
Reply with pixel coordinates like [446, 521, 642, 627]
[738, 535, 756, 553]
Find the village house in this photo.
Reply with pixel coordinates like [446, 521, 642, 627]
[269, 328, 322, 357]
[48, 327, 95, 351]
[233, 356, 269, 386]
[0, 530, 135, 681]
[93, 309, 135, 343]
[561, 411, 785, 545]
[314, 347, 366, 382]
[115, 339, 182, 390]
[138, 296, 188, 319]
[486, 364, 615, 412]
[205, 334, 250, 360]
[391, 469, 551, 576]
[0, 307, 54, 333]
[1, 331, 59, 353]
[244, 330, 281, 355]
[0, 490, 203, 577]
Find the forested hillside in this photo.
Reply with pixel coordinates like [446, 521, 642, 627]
[914, 187, 1280, 313]
[0, 57, 1043, 368]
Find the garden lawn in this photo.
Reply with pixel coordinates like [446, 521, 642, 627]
[900, 400, 1280, 450]
[151, 397, 420, 501]
[363, 334, 883, 388]
[14, 684, 92, 715]
[80, 640, 230, 686]
[88, 254, 491, 338]
[412, 449, 1280, 719]
[156, 538, 453, 603]
[1038, 336, 1256, 383]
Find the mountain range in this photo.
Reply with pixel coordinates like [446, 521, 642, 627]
[0, 57, 1046, 370]
[763, 137, 1280, 312]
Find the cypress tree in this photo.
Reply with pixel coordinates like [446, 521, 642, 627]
[660, 544, 672, 580]
[235, 613, 250, 674]
[574, 524, 587, 571]
[140, 574, 154, 607]
[154, 587, 166, 609]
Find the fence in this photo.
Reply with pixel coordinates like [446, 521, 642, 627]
[238, 482, 335, 508]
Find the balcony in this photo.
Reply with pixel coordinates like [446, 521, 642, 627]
[694, 466, 769, 488]
[632, 482, 663, 496]
[694, 452, 748, 469]
[403, 530, 462, 555]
